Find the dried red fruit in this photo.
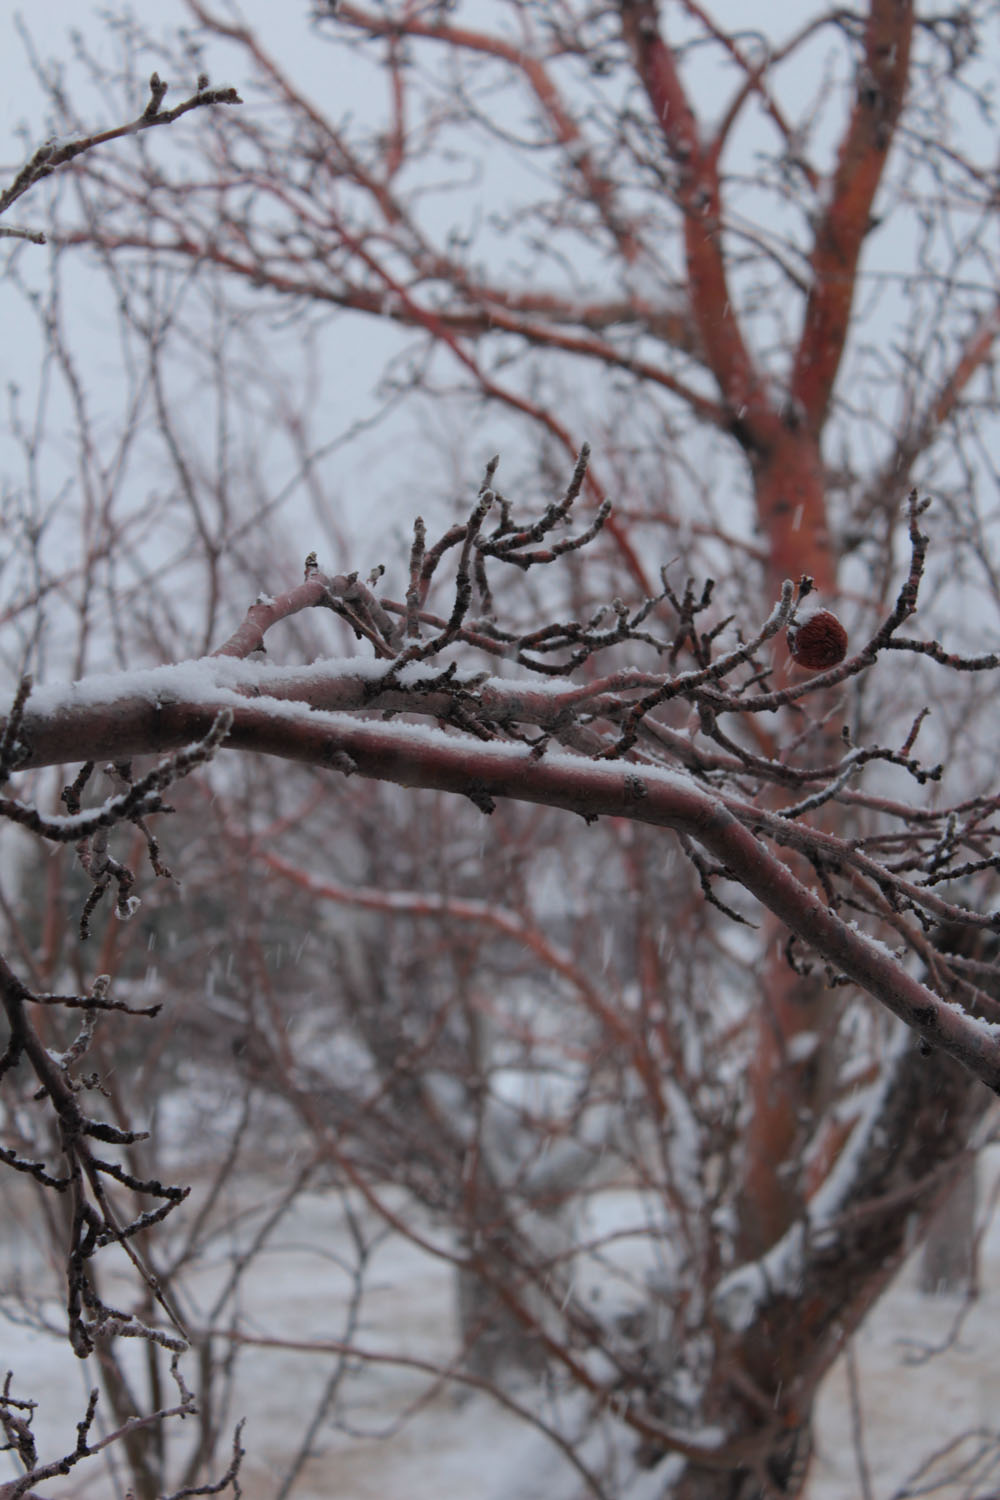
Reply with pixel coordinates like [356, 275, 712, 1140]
[787, 609, 848, 671]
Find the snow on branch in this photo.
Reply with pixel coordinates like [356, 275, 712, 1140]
[2, 466, 1000, 1085]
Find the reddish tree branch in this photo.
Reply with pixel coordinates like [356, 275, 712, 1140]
[790, 0, 915, 431]
[619, 0, 773, 441]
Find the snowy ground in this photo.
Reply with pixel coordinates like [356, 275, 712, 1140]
[3, 1159, 1000, 1500]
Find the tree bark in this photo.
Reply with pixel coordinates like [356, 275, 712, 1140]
[918, 1161, 977, 1296]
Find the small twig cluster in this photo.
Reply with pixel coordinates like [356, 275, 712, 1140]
[0, 1378, 245, 1500]
[0, 954, 187, 1342]
[0, 688, 231, 937]
[0, 944, 248, 1498]
[0, 71, 242, 243]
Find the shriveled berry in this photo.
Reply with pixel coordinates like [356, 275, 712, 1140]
[787, 609, 848, 671]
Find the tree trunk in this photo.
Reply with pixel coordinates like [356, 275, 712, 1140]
[455, 1252, 549, 1384]
[918, 1164, 977, 1296]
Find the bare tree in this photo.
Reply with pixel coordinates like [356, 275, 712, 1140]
[4, 4, 1000, 1498]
